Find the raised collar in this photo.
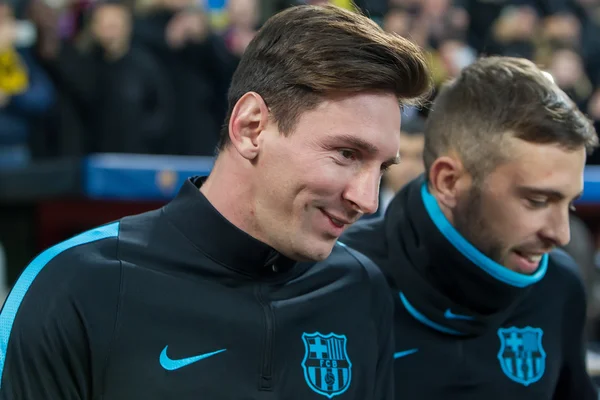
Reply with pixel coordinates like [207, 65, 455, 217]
[382, 176, 547, 336]
[162, 176, 296, 277]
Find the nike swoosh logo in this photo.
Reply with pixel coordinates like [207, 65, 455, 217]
[159, 345, 226, 371]
[394, 348, 418, 359]
[444, 309, 474, 320]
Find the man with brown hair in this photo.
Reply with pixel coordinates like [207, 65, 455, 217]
[0, 4, 430, 399]
[341, 56, 600, 399]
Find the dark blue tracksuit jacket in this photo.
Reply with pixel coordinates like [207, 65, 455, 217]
[0, 176, 394, 399]
[341, 176, 597, 399]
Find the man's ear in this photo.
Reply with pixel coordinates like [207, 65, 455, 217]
[428, 154, 468, 209]
[228, 92, 270, 160]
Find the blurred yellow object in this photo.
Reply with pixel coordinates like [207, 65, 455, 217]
[331, 0, 354, 10]
[209, 9, 229, 32]
[0, 48, 28, 95]
[426, 50, 449, 88]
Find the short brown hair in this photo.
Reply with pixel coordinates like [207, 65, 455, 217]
[217, 4, 432, 150]
[423, 56, 599, 182]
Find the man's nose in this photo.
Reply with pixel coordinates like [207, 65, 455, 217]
[541, 208, 571, 247]
[342, 171, 380, 215]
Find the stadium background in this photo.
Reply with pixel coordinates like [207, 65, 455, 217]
[3, 0, 600, 381]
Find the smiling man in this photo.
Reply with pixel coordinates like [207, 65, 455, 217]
[0, 5, 431, 400]
[341, 56, 599, 399]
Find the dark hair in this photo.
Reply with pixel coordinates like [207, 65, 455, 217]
[423, 56, 598, 181]
[217, 4, 432, 150]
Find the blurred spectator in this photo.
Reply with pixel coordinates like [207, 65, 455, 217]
[222, 0, 258, 58]
[491, 5, 539, 59]
[544, 47, 593, 109]
[383, 0, 474, 97]
[85, 1, 174, 153]
[0, 0, 54, 169]
[380, 116, 426, 213]
[417, 0, 469, 47]
[133, 0, 236, 156]
[589, 88, 600, 122]
[383, 6, 411, 37]
[26, 0, 91, 158]
[541, 13, 581, 47]
[455, 0, 514, 53]
[429, 39, 477, 87]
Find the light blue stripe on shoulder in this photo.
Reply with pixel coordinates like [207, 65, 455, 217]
[0, 222, 119, 385]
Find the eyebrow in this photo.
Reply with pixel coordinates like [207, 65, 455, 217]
[517, 185, 583, 202]
[335, 134, 401, 167]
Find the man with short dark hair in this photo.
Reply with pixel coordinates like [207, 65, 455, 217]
[0, 5, 431, 399]
[341, 56, 599, 399]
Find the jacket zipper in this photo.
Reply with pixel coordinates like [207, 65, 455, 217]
[256, 284, 274, 390]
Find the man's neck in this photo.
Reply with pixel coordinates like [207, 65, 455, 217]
[200, 154, 264, 244]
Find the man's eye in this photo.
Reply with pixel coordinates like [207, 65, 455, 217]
[339, 149, 356, 160]
[527, 198, 547, 208]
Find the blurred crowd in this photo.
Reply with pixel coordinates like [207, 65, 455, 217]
[0, 0, 599, 167]
[0, 0, 598, 165]
[0, 0, 390, 168]
[387, 0, 600, 162]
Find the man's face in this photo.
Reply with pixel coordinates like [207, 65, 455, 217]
[452, 137, 586, 274]
[91, 4, 130, 51]
[384, 132, 424, 192]
[254, 92, 401, 261]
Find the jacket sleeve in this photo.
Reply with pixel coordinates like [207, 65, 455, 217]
[374, 285, 395, 400]
[0, 227, 121, 400]
[0, 283, 92, 399]
[552, 254, 598, 400]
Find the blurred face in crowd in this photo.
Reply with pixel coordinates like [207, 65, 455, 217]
[588, 89, 600, 121]
[91, 4, 131, 55]
[227, 0, 258, 30]
[384, 131, 424, 192]
[447, 137, 585, 274]
[548, 49, 584, 89]
[543, 14, 581, 44]
[384, 9, 410, 36]
[439, 40, 477, 78]
[229, 92, 401, 261]
[0, 4, 16, 52]
[422, 0, 450, 18]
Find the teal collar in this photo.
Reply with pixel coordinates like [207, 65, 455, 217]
[420, 183, 547, 288]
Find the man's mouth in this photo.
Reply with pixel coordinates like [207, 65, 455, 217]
[511, 249, 548, 274]
[320, 209, 353, 228]
[513, 251, 544, 263]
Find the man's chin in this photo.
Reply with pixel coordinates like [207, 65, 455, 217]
[294, 241, 336, 262]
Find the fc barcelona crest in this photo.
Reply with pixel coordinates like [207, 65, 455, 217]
[301, 332, 352, 398]
[497, 327, 546, 386]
